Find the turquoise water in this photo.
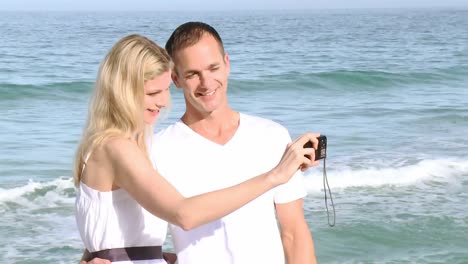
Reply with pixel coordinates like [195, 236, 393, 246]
[1, 9, 467, 263]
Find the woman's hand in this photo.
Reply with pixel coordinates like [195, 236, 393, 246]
[269, 132, 321, 186]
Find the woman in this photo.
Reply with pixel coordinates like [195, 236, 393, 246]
[74, 34, 319, 264]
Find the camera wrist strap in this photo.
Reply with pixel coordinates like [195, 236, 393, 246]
[323, 158, 336, 227]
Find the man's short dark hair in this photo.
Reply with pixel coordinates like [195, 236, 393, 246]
[165, 22, 225, 58]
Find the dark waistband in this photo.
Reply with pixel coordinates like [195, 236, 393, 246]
[89, 246, 163, 262]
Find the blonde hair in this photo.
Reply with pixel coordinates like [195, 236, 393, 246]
[73, 34, 172, 186]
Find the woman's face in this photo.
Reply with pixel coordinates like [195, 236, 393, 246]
[143, 70, 172, 125]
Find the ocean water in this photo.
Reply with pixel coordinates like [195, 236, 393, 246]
[1, 8, 468, 263]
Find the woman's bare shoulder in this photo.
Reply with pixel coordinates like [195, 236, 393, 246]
[100, 137, 146, 166]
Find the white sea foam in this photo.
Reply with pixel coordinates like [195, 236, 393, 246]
[303, 158, 468, 193]
[0, 177, 75, 208]
[0, 177, 81, 262]
[2, 159, 467, 204]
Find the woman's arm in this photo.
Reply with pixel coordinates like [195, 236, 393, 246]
[109, 133, 320, 230]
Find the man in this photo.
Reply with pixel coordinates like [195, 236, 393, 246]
[152, 22, 316, 264]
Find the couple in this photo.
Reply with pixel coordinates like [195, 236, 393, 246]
[75, 22, 319, 264]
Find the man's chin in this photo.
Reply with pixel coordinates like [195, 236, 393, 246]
[196, 102, 219, 114]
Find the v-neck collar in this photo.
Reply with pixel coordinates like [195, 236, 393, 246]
[175, 113, 243, 148]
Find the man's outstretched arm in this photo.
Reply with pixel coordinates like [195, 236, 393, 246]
[276, 198, 316, 264]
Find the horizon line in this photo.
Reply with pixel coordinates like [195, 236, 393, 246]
[1, 5, 468, 12]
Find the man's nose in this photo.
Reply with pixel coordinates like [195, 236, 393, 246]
[199, 72, 213, 88]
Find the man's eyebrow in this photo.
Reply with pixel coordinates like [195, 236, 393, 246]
[182, 62, 220, 76]
[183, 69, 199, 75]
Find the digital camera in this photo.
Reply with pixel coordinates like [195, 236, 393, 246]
[303, 135, 327, 161]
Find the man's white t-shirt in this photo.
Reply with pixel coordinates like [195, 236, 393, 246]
[151, 113, 307, 264]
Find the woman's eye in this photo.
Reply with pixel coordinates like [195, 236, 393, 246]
[147, 91, 160, 96]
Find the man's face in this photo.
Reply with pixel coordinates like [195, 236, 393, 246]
[172, 34, 230, 116]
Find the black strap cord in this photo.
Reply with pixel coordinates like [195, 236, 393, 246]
[323, 158, 336, 227]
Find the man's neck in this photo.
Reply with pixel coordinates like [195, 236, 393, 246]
[181, 109, 240, 145]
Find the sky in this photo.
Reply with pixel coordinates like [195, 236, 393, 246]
[1, 0, 468, 11]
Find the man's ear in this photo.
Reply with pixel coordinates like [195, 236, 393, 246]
[224, 53, 230, 77]
[171, 71, 181, 89]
